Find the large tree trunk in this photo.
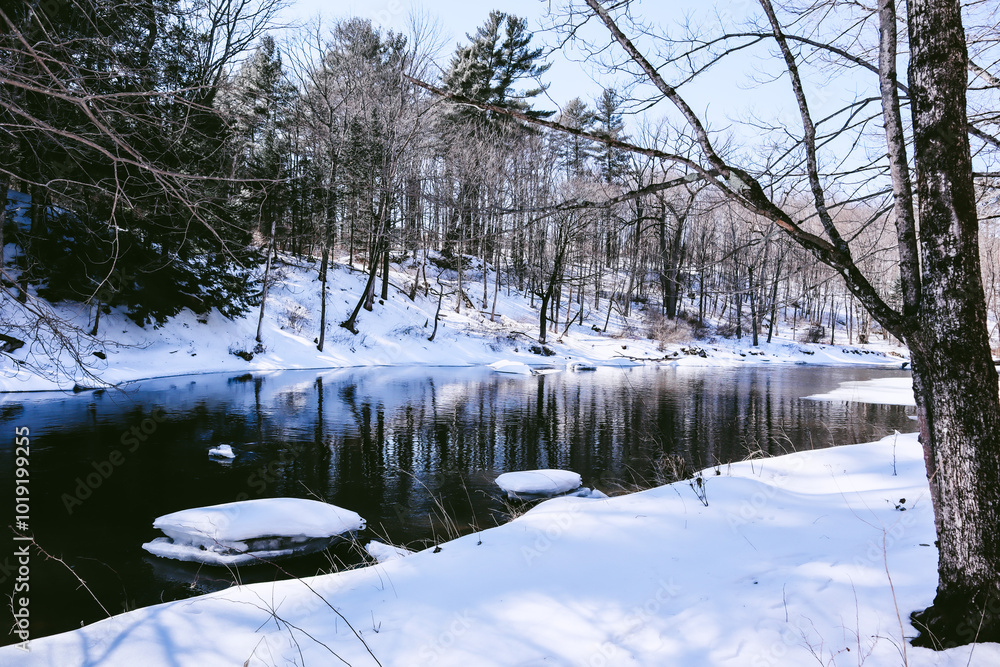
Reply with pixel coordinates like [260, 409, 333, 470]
[255, 217, 278, 344]
[317, 246, 329, 351]
[0, 176, 8, 266]
[905, 0, 1000, 647]
[538, 288, 551, 344]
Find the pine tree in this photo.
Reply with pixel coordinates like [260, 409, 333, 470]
[224, 35, 296, 239]
[2, 0, 263, 327]
[442, 11, 553, 136]
[593, 88, 630, 183]
[552, 97, 597, 178]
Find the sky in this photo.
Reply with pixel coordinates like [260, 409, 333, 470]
[273, 0, 899, 175]
[278, 0, 613, 108]
[274, 0, 853, 141]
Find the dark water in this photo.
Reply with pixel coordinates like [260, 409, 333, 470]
[0, 364, 914, 645]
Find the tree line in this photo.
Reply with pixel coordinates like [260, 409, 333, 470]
[2, 1, 952, 352]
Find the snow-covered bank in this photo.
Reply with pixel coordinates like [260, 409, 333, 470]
[3, 432, 993, 666]
[0, 254, 908, 392]
[807, 376, 917, 406]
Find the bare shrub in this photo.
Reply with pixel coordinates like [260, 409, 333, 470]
[645, 311, 695, 350]
[800, 323, 826, 343]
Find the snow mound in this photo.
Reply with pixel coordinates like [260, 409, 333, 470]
[208, 444, 235, 458]
[142, 498, 365, 566]
[366, 540, 413, 563]
[566, 361, 598, 371]
[488, 360, 534, 375]
[496, 469, 583, 499]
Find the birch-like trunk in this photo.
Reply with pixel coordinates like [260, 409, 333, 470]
[904, 0, 1000, 647]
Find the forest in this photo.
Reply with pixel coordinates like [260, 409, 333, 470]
[5, 0, 1000, 652]
[5, 0, 996, 353]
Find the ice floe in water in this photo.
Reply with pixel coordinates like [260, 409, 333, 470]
[488, 360, 534, 375]
[142, 498, 365, 566]
[496, 469, 583, 499]
[208, 444, 235, 459]
[566, 361, 598, 371]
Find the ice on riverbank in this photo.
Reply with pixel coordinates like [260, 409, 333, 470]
[805, 375, 916, 406]
[488, 359, 535, 375]
[141, 498, 365, 566]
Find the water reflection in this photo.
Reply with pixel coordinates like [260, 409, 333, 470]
[0, 364, 914, 643]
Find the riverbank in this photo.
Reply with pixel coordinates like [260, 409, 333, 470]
[0, 254, 908, 392]
[2, 426, 992, 666]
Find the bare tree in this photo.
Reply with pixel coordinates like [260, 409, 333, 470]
[1, 0, 282, 379]
[410, 0, 1000, 646]
[572, 0, 1000, 646]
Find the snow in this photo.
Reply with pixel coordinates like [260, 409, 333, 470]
[4, 244, 957, 664]
[366, 540, 413, 563]
[488, 359, 534, 375]
[496, 469, 583, 498]
[805, 376, 916, 406]
[5, 432, 997, 666]
[140, 498, 365, 566]
[0, 252, 908, 393]
[207, 444, 235, 458]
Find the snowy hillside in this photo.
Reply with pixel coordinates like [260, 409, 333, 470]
[0, 251, 908, 392]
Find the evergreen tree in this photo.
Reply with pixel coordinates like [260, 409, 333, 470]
[552, 97, 597, 178]
[442, 11, 553, 136]
[2, 0, 263, 326]
[224, 35, 296, 240]
[593, 88, 630, 183]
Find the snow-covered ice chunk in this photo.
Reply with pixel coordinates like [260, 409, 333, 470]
[208, 444, 235, 459]
[496, 469, 583, 499]
[142, 498, 365, 566]
[366, 540, 413, 563]
[489, 360, 534, 375]
[567, 361, 598, 371]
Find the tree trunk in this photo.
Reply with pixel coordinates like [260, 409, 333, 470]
[341, 258, 379, 334]
[538, 285, 555, 344]
[905, 0, 1000, 647]
[317, 247, 329, 351]
[380, 236, 390, 301]
[749, 265, 759, 346]
[0, 176, 7, 267]
[89, 297, 102, 337]
[766, 256, 782, 344]
[428, 282, 445, 342]
[255, 216, 278, 344]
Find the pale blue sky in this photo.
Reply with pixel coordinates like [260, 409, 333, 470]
[280, 0, 605, 109]
[275, 0, 877, 168]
